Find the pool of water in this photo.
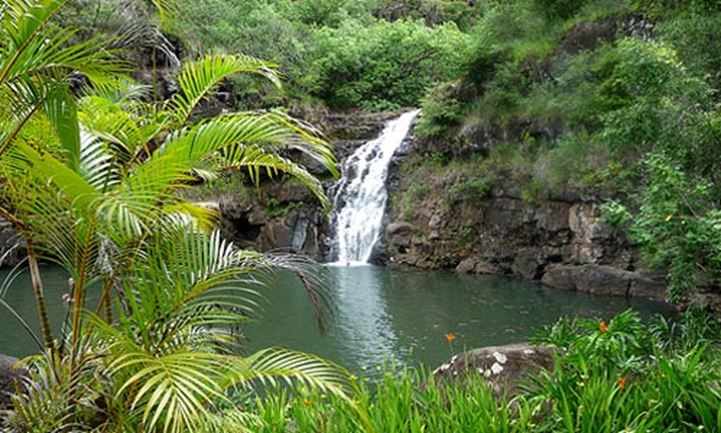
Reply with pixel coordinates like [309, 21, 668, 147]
[243, 266, 672, 373]
[0, 264, 672, 374]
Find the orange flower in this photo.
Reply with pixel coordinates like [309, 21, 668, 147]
[303, 398, 312, 406]
[445, 333, 456, 344]
[599, 321, 608, 334]
[616, 377, 626, 390]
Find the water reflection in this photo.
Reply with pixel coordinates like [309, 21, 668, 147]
[329, 265, 399, 368]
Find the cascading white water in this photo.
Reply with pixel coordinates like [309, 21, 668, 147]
[331, 110, 421, 265]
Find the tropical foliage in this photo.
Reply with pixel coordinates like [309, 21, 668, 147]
[169, 0, 721, 301]
[3, 0, 721, 431]
[169, 0, 475, 110]
[0, 1, 349, 431]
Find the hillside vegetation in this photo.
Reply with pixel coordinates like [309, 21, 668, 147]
[411, 0, 721, 302]
[3, 1, 721, 432]
[59, 0, 721, 301]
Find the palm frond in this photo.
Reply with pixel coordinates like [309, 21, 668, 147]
[110, 350, 231, 433]
[3, 342, 108, 433]
[146, 0, 180, 28]
[168, 54, 280, 124]
[0, 0, 70, 85]
[160, 111, 336, 208]
[79, 92, 169, 164]
[229, 348, 353, 398]
[43, 83, 80, 170]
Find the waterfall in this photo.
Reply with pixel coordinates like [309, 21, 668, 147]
[330, 110, 420, 265]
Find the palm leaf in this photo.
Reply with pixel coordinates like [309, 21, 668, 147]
[168, 54, 280, 124]
[229, 348, 353, 397]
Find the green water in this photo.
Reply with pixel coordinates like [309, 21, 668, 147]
[0, 265, 672, 373]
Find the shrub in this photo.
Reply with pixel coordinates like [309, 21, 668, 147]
[415, 82, 467, 137]
[172, 0, 315, 98]
[657, 14, 721, 93]
[450, 176, 492, 202]
[305, 19, 472, 110]
[531, 310, 721, 432]
[533, 0, 589, 19]
[603, 154, 721, 300]
[633, 0, 721, 15]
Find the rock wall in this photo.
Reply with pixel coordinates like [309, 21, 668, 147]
[215, 182, 327, 260]
[384, 152, 668, 302]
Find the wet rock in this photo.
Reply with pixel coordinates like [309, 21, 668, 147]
[539, 264, 580, 291]
[258, 210, 323, 257]
[629, 274, 667, 301]
[455, 256, 499, 275]
[0, 354, 20, 409]
[433, 343, 557, 395]
[455, 257, 478, 274]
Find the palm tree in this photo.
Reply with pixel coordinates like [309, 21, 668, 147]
[0, 0, 124, 351]
[1, 1, 349, 431]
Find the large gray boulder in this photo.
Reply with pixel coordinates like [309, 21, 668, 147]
[433, 343, 557, 395]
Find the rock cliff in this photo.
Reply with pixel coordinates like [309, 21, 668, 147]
[383, 121, 670, 302]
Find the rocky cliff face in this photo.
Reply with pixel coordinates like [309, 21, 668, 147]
[213, 182, 328, 259]
[383, 135, 669, 301]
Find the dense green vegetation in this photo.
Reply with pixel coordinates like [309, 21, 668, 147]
[160, 0, 721, 301]
[170, 0, 474, 110]
[408, 1, 721, 301]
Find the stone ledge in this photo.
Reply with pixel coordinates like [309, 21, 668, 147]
[542, 264, 666, 300]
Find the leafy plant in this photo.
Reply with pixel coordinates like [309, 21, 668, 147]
[450, 176, 492, 202]
[265, 196, 305, 220]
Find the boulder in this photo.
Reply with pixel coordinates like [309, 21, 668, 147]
[0, 354, 20, 409]
[541, 264, 668, 299]
[433, 343, 557, 395]
[575, 265, 632, 296]
[540, 264, 580, 291]
[455, 256, 499, 275]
